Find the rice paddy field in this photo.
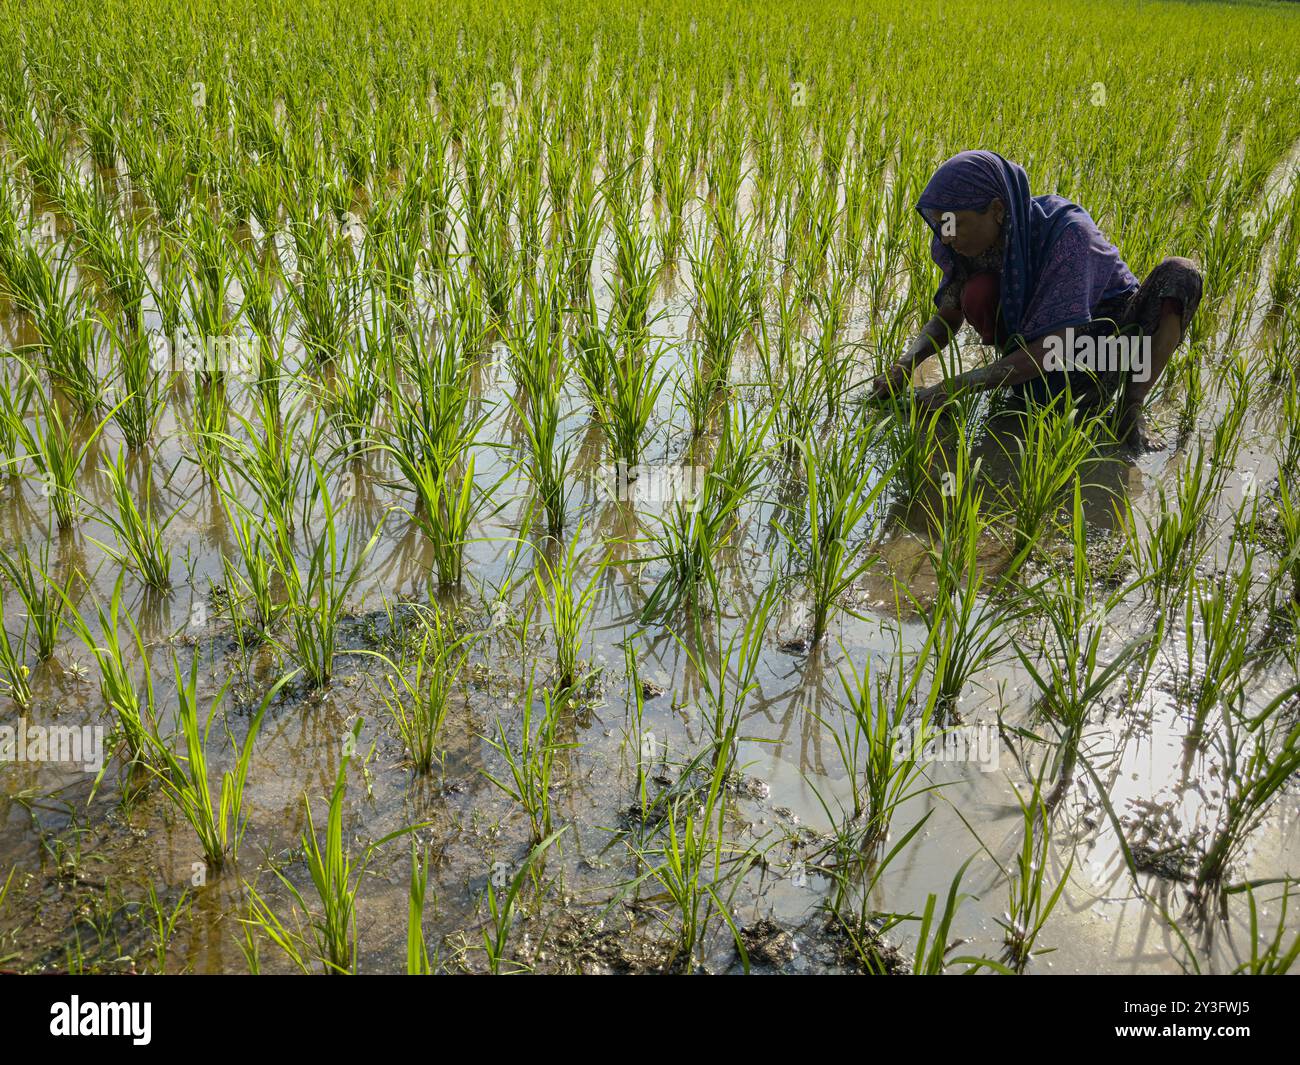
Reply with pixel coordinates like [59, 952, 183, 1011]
[1, 0, 1299, 977]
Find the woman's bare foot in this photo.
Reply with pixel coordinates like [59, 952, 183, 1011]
[1117, 411, 1165, 454]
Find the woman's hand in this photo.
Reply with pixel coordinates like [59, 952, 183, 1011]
[869, 362, 910, 401]
[911, 383, 950, 412]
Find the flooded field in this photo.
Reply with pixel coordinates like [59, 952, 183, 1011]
[2, 0, 1300, 974]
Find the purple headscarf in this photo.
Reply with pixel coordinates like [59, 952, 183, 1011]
[915, 150, 1138, 345]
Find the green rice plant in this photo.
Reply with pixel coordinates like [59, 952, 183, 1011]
[6, 357, 117, 531]
[609, 204, 660, 339]
[1195, 684, 1300, 898]
[823, 623, 943, 849]
[0, 537, 74, 661]
[507, 283, 573, 539]
[367, 603, 475, 773]
[219, 498, 284, 642]
[777, 422, 890, 645]
[407, 843, 434, 975]
[102, 311, 168, 450]
[64, 577, 157, 768]
[266, 462, 384, 689]
[1232, 883, 1300, 974]
[0, 582, 32, 709]
[1182, 539, 1261, 743]
[377, 319, 504, 588]
[244, 729, 423, 974]
[641, 403, 773, 621]
[998, 782, 1070, 973]
[533, 530, 605, 692]
[480, 830, 565, 975]
[678, 581, 777, 773]
[914, 437, 1018, 715]
[878, 390, 943, 507]
[580, 336, 666, 477]
[1125, 439, 1220, 610]
[482, 667, 576, 845]
[1015, 485, 1156, 802]
[145, 656, 297, 870]
[217, 390, 313, 539]
[89, 448, 175, 592]
[686, 231, 754, 402]
[998, 395, 1103, 570]
[622, 745, 755, 972]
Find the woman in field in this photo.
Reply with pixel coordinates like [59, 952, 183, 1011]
[871, 150, 1203, 451]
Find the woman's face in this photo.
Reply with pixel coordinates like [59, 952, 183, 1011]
[925, 198, 1005, 257]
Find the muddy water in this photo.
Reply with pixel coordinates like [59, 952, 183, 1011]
[1, 139, 1298, 974]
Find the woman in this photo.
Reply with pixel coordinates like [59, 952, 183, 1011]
[871, 150, 1202, 452]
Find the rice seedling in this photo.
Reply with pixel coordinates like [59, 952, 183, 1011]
[1125, 439, 1221, 610]
[822, 622, 944, 849]
[640, 403, 773, 621]
[244, 727, 425, 974]
[407, 843, 434, 975]
[533, 530, 606, 692]
[266, 462, 384, 689]
[367, 603, 475, 773]
[1195, 684, 1300, 900]
[998, 395, 1104, 570]
[0, 582, 32, 708]
[89, 448, 175, 592]
[0, 537, 74, 661]
[479, 830, 565, 975]
[997, 782, 1070, 973]
[482, 667, 576, 846]
[777, 422, 890, 645]
[145, 655, 297, 870]
[4, 356, 118, 531]
[1014, 485, 1156, 801]
[621, 744, 755, 972]
[1232, 883, 1300, 974]
[63, 577, 158, 769]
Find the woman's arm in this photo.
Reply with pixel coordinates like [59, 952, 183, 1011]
[911, 330, 1056, 408]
